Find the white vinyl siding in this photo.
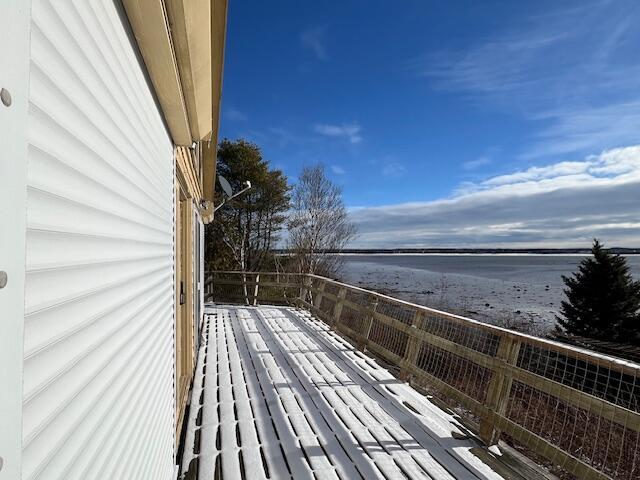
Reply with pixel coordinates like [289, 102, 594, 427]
[23, 1, 175, 479]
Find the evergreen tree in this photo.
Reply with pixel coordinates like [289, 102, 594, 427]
[557, 239, 640, 344]
[205, 139, 290, 272]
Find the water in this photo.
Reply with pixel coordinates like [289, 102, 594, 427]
[342, 254, 640, 286]
[340, 254, 640, 333]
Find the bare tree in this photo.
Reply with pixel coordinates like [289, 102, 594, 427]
[287, 165, 356, 277]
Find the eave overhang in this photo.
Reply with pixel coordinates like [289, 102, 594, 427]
[122, 0, 227, 209]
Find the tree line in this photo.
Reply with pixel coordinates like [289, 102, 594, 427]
[205, 138, 356, 278]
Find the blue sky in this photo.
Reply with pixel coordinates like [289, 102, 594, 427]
[219, 0, 640, 248]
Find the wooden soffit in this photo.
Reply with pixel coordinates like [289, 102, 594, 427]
[210, 0, 228, 144]
[122, 0, 192, 145]
[166, 0, 213, 141]
[202, 0, 227, 207]
[123, 0, 228, 147]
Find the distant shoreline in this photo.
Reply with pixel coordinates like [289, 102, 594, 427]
[275, 248, 640, 255]
[337, 252, 640, 256]
[339, 248, 640, 254]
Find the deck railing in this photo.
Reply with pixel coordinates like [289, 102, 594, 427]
[205, 271, 640, 480]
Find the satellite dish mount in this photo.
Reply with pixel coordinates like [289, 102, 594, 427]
[214, 175, 252, 212]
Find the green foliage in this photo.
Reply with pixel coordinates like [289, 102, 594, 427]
[557, 239, 640, 344]
[205, 139, 290, 272]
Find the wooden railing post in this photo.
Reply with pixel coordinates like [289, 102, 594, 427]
[332, 287, 347, 330]
[314, 279, 326, 309]
[399, 310, 425, 381]
[207, 272, 215, 303]
[480, 336, 521, 446]
[204, 274, 211, 302]
[297, 275, 312, 308]
[252, 273, 260, 306]
[358, 294, 378, 351]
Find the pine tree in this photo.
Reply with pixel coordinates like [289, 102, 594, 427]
[557, 239, 640, 344]
[205, 139, 290, 272]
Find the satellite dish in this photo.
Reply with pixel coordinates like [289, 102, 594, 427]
[218, 175, 233, 198]
[213, 176, 252, 213]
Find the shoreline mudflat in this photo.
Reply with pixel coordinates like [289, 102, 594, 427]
[339, 254, 640, 335]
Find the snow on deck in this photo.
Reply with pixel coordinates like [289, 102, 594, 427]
[180, 305, 508, 480]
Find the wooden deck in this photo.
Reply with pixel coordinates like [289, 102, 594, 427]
[179, 305, 529, 480]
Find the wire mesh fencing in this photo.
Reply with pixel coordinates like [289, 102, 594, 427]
[204, 271, 304, 306]
[208, 271, 640, 480]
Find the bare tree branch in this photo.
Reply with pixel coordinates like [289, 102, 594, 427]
[287, 165, 357, 277]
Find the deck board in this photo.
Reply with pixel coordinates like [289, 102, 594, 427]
[180, 305, 509, 480]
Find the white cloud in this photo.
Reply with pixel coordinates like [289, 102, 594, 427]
[349, 145, 640, 248]
[480, 161, 589, 188]
[331, 165, 346, 175]
[314, 122, 362, 144]
[301, 26, 328, 61]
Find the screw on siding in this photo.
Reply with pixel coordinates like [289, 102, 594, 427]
[0, 271, 7, 289]
[1, 88, 11, 106]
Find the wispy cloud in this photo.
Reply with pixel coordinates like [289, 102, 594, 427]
[224, 108, 247, 122]
[314, 122, 362, 144]
[301, 26, 328, 61]
[268, 126, 305, 148]
[463, 156, 492, 170]
[382, 162, 405, 177]
[415, 0, 640, 160]
[349, 145, 640, 248]
[524, 100, 640, 160]
[331, 165, 346, 175]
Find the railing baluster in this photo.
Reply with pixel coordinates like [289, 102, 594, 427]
[480, 336, 521, 446]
